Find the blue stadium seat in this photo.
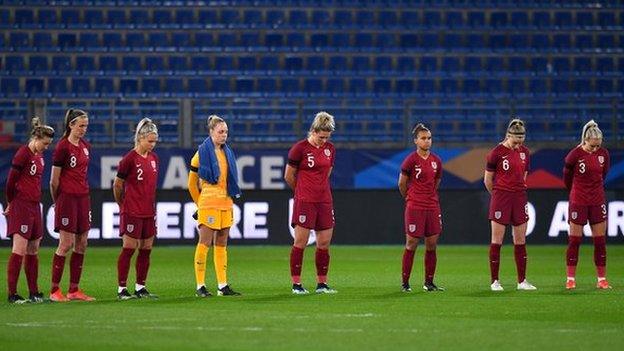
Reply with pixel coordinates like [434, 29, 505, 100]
[326, 78, 346, 96]
[375, 56, 393, 73]
[15, 9, 34, 27]
[265, 33, 284, 48]
[485, 57, 503, 72]
[107, 9, 126, 27]
[10, 33, 29, 49]
[176, 10, 195, 26]
[400, 34, 418, 50]
[467, 11, 485, 28]
[576, 11, 594, 28]
[465, 34, 485, 50]
[596, 57, 615, 75]
[353, 56, 371, 72]
[489, 34, 507, 51]
[0, 9, 9, 28]
[146, 56, 168, 74]
[531, 34, 549, 50]
[80, 33, 100, 50]
[172, 32, 191, 49]
[72, 78, 91, 96]
[354, 33, 373, 49]
[334, 10, 353, 28]
[328, 56, 347, 72]
[574, 57, 592, 73]
[289, 10, 309, 27]
[531, 57, 548, 72]
[33, 32, 53, 50]
[598, 12, 615, 28]
[267, 10, 286, 28]
[440, 79, 459, 96]
[258, 78, 277, 95]
[281, 78, 301, 96]
[485, 79, 504, 97]
[490, 11, 508, 28]
[373, 79, 392, 96]
[332, 33, 350, 48]
[195, 33, 214, 48]
[58, 33, 78, 50]
[304, 78, 323, 96]
[552, 78, 571, 96]
[215, 56, 234, 71]
[397, 56, 416, 72]
[376, 33, 397, 50]
[356, 11, 376, 27]
[530, 79, 547, 97]
[198, 10, 218, 27]
[129, 10, 151, 28]
[443, 33, 462, 50]
[122, 56, 142, 73]
[597, 34, 615, 50]
[285, 56, 303, 71]
[533, 11, 551, 28]
[120, 79, 140, 97]
[1, 78, 20, 97]
[312, 10, 330, 27]
[216, 33, 236, 48]
[576, 34, 593, 51]
[445, 11, 464, 28]
[553, 57, 571, 73]
[424, 11, 442, 28]
[240, 33, 260, 49]
[49, 78, 69, 96]
[349, 78, 368, 96]
[188, 78, 209, 96]
[420, 56, 437, 72]
[510, 34, 528, 51]
[141, 78, 161, 96]
[5, 56, 25, 73]
[554, 11, 572, 29]
[396, 79, 414, 96]
[508, 79, 526, 96]
[421, 33, 438, 49]
[307, 56, 325, 72]
[259, 56, 279, 71]
[417, 79, 435, 96]
[154, 10, 174, 28]
[29, 56, 48, 72]
[238, 56, 256, 72]
[463, 79, 481, 96]
[126, 33, 147, 49]
[95, 78, 115, 97]
[39, 9, 58, 27]
[441, 57, 460, 72]
[511, 12, 529, 28]
[596, 79, 615, 97]
[165, 78, 186, 97]
[235, 78, 254, 94]
[464, 57, 482, 72]
[221, 9, 242, 27]
[52, 56, 72, 72]
[148, 32, 170, 50]
[103, 33, 124, 50]
[84, 10, 105, 28]
[379, 11, 398, 29]
[25, 78, 45, 96]
[509, 57, 527, 72]
[310, 33, 329, 48]
[553, 34, 571, 51]
[100, 56, 119, 72]
[59, 9, 81, 28]
[286, 33, 305, 48]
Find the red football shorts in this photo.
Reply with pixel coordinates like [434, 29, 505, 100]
[54, 193, 91, 234]
[404, 206, 442, 238]
[120, 213, 157, 239]
[568, 202, 607, 225]
[7, 199, 43, 240]
[488, 189, 528, 226]
[291, 200, 335, 231]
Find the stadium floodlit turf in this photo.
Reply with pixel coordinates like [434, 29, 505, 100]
[1, 245, 622, 350]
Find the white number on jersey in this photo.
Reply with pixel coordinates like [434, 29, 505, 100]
[69, 156, 77, 168]
[137, 168, 144, 181]
[307, 155, 315, 168]
[414, 167, 422, 179]
[578, 162, 586, 174]
[29, 163, 37, 175]
[502, 159, 510, 171]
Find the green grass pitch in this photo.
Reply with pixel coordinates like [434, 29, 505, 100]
[1, 245, 623, 351]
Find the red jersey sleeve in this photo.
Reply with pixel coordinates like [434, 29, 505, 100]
[524, 147, 531, 173]
[563, 148, 577, 190]
[330, 144, 336, 167]
[287, 142, 303, 168]
[602, 149, 610, 179]
[116, 153, 132, 180]
[435, 156, 443, 180]
[400, 153, 414, 176]
[6, 147, 29, 202]
[486, 148, 499, 172]
[52, 140, 68, 167]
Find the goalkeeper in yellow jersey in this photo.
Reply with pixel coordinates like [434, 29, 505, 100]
[188, 115, 241, 297]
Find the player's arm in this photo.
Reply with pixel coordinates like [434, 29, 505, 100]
[563, 151, 575, 191]
[188, 168, 200, 204]
[49, 166, 62, 203]
[398, 172, 408, 199]
[113, 177, 125, 208]
[603, 150, 610, 180]
[483, 170, 494, 194]
[284, 164, 297, 191]
[327, 166, 333, 179]
[4, 157, 24, 215]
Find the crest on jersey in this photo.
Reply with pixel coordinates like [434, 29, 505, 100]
[324, 149, 331, 157]
[151, 160, 156, 169]
[20, 225, 28, 234]
[494, 211, 502, 219]
[83, 148, 89, 156]
[598, 156, 604, 164]
[299, 215, 307, 223]
[208, 216, 215, 224]
[431, 162, 437, 169]
[126, 224, 134, 233]
[408, 224, 416, 233]
[520, 153, 526, 160]
[62, 218, 69, 226]
[571, 212, 578, 220]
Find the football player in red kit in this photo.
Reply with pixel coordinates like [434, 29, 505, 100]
[285, 112, 336, 294]
[4, 117, 54, 304]
[484, 119, 537, 291]
[398, 123, 444, 292]
[563, 120, 611, 290]
[49, 109, 95, 302]
[113, 118, 160, 299]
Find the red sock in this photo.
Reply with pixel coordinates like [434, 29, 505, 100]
[136, 249, 151, 286]
[117, 248, 135, 287]
[566, 236, 582, 278]
[593, 236, 607, 278]
[514, 244, 527, 283]
[290, 246, 304, 284]
[68, 252, 84, 293]
[51, 253, 66, 293]
[402, 248, 415, 285]
[489, 244, 501, 283]
[7, 253, 23, 295]
[425, 249, 437, 284]
[24, 254, 39, 295]
[315, 248, 330, 283]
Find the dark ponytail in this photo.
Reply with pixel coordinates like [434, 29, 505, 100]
[411, 122, 430, 138]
